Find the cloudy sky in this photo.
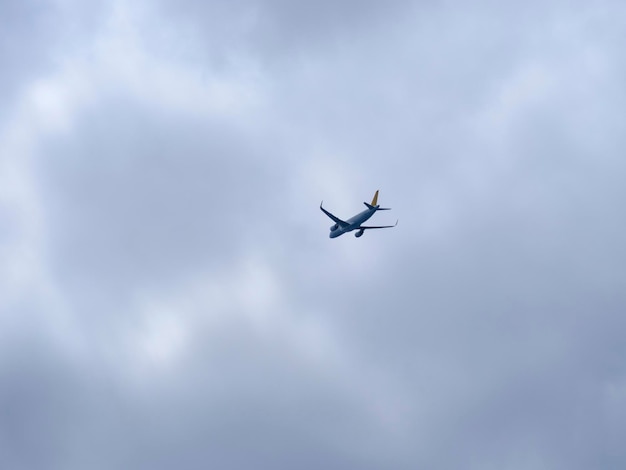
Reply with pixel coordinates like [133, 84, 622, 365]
[2, 0, 625, 468]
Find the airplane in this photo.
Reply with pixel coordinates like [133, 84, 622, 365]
[320, 190, 398, 238]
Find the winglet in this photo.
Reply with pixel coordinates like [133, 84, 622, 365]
[371, 190, 379, 207]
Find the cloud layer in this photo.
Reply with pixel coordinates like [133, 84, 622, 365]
[2, 0, 625, 468]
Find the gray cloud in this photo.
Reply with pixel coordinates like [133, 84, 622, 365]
[1, 0, 625, 469]
[0, 0, 108, 116]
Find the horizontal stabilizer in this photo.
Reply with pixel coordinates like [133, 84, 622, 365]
[364, 202, 391, 210]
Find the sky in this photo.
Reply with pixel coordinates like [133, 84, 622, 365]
[1, 0, 625, 468]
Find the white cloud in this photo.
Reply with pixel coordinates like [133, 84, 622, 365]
[123, 254, 342, 374]
[2, 0, 626, 468]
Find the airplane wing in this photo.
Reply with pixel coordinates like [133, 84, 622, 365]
[358, 220, 398, 230]
[320, 202, 349, 227]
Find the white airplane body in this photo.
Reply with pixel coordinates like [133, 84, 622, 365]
[320, 190, 397, 238]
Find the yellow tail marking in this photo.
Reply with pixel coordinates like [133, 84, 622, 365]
[371, 190, 379, 206]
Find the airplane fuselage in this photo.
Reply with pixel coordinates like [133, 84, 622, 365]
[329, 208, 375, 238]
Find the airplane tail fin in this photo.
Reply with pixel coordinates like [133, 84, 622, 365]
[363, 190, 391, 210]
[371, 190, 379, 206]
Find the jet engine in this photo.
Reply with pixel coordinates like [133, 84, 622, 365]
[355, 229, 364, 238]
[330, 224, 339, 231]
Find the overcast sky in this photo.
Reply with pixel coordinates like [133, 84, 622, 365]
[1, 0, 626, 468]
